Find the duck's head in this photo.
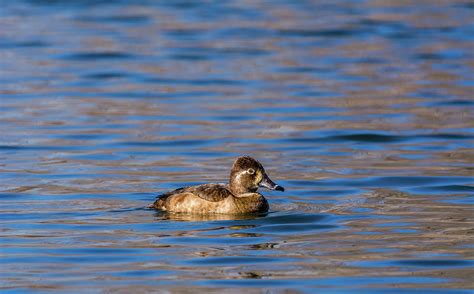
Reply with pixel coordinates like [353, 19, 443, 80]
[229, 156, 285, 195]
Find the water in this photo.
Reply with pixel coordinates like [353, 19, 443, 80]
[1, 0, 473, 292]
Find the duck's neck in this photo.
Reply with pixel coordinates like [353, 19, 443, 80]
[229, 179, 256, 195]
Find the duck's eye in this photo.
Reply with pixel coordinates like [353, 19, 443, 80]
[247, 168, 255, 175]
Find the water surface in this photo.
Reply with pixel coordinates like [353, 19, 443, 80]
[1, 0, 473, 292]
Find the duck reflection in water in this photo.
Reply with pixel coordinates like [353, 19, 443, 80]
[151, 156, 284, 214]
[155, 211, 268, 222]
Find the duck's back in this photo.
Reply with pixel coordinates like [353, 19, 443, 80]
[153, 184, 232, 213]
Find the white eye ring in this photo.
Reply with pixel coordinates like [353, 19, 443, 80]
[247, 168, 255, 175]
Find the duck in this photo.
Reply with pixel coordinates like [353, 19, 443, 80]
[151, 156, 284, 214]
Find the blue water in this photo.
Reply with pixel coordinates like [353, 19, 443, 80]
[1, 0, 473, 292]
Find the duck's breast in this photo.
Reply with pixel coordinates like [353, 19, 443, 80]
[233, 193, 269, 213]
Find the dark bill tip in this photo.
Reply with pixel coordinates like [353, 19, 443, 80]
[274, 185, 285, 192]
[259, 174, 285, 192]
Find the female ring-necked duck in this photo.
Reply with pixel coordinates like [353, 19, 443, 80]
[151, 156, 284, 214]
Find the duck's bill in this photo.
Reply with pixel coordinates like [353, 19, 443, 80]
[259, 174, 285, 192]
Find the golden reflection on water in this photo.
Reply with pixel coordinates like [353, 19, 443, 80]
[156, 211, 267, 222]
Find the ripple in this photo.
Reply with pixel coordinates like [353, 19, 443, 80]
[353, 259, 474, 268]
[61, 52, 134, 61]
[168, 53, 210, 61]
[183, 256, 294, 266]
[288, 177, 473, 191]
[203, 276, 448, 289]
[430, 100, 474, 106]
[277, 66, 329, 73]
[1, 254, 145, 265]
[170, 46, 270, 58]
[142, 77, 244, 86]
[160, 236, 273, 246]
[120, 139, 212, 147]
[284, 132, 473, 145]
[254, 213, 328, 224]
[216, 27, 273, 39]
[395, 259, 474, 267]
[283, 133, 403, 144]
[164, 28, 208, 38]
[364, 176, 472, 187]
[413, 184, 474, 193]
[82, 72, 130, 79]
[0, 40, 49, 49]
[415, 53, 444, 61]
[330, 133, 405, 143]
[278, 28, 362, 38]
[75, 14, 150, 24]
[250, 223, 337, 234]
[0, 145, 85, 151]
[421, 133, 473, 140]
[112, 269, 173, 278]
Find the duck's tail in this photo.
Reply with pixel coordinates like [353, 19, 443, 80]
[149, 188, 186, 210]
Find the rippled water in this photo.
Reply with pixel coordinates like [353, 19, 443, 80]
[1, 0, 473, 292]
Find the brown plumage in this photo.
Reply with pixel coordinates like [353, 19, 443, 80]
[152, 156, 284, 214]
